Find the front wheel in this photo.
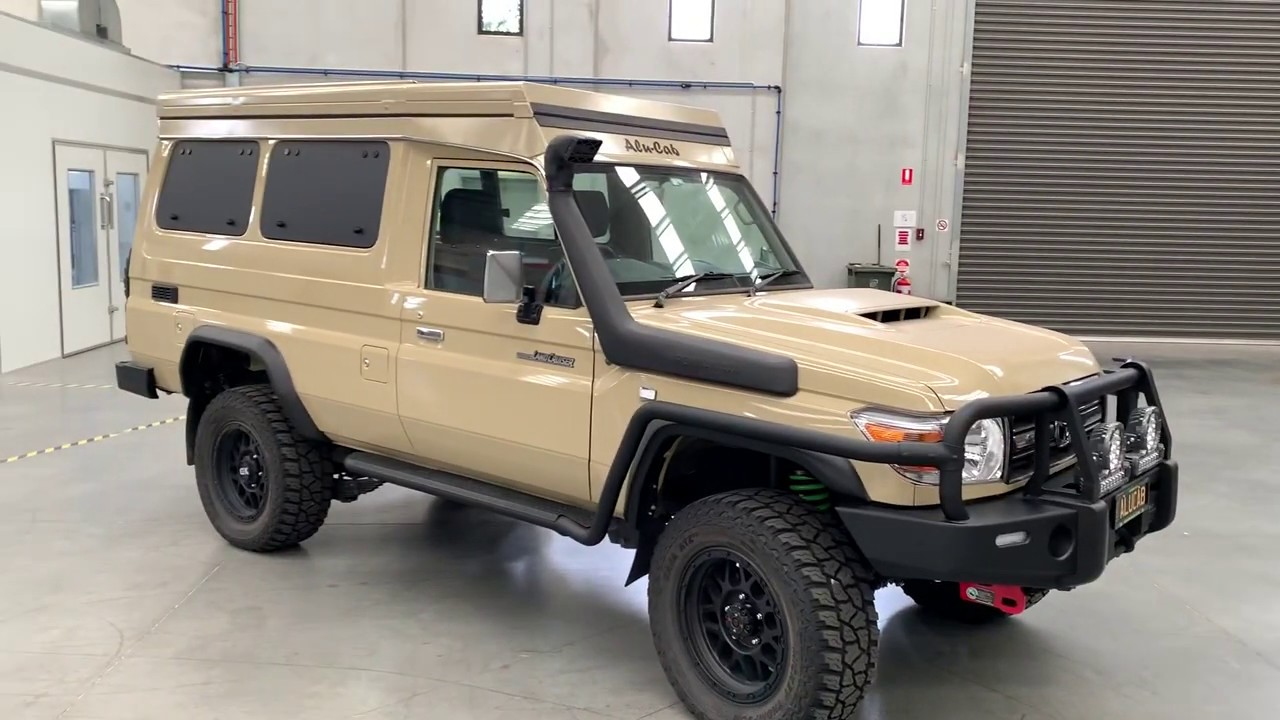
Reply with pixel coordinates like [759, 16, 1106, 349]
[648, 489, 880, 720]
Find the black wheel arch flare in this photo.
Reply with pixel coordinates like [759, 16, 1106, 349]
[179, 326, 327, 465]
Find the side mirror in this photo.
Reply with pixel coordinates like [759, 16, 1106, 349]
[482, 250, 523, 304]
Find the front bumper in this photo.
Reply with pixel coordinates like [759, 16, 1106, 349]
[838, 460, 1178, 589]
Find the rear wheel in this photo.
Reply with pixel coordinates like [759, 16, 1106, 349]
[900, 580, 1050, 624]
[648, 489, 879, 720]
[194, 384, 332, 552]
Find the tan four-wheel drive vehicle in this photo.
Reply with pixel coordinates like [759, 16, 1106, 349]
[116, 81, 1179, 720]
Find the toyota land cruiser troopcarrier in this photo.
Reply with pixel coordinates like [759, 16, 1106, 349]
[116, 81, 1179, 720]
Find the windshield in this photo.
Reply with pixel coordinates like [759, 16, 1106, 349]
[492, 164, 808, 301]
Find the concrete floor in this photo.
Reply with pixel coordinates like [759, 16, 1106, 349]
[0, 341, 1277, 720]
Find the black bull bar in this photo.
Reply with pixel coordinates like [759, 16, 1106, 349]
[612, 361, 1167, 523]
[927, 359, 1169, 521]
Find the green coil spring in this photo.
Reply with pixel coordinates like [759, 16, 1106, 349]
[788, 469, 831, 511]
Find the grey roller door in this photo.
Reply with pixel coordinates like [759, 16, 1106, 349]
[957, 0, 1280, 340]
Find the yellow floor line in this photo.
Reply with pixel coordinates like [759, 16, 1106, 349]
[5, 380, 116, 390]
[2, 416, 186, 465]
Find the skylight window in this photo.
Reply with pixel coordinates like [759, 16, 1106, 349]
[479, 0, 523, 36]
[858, 0, 905, 47]
[670, 0, 714, 42]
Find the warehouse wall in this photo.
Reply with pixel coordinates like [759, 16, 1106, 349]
[778, 0, 969, 294]
[0, 11, 178, 371]
[20, 0, 971, 297]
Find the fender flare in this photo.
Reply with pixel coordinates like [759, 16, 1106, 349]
[619, 417, 869, 585]
[179, 326, 326, 443]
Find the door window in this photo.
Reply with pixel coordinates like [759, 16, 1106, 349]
[67, 170, 99, 288]
[115, 173, 140, 275]
[427, 166, 562, 295]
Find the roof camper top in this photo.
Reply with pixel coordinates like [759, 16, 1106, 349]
[156, 80, 738, 169]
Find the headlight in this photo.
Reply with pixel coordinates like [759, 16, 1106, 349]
[848, 409, 1006, 485]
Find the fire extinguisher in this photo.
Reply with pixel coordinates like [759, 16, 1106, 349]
[893, 274, 912, 295]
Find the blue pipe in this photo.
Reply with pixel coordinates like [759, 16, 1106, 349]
[171, 62, 785, 214]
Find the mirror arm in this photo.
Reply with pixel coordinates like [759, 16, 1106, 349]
[516, 284, 543, 326]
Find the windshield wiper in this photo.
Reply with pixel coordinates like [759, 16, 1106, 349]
[750, 269, 804, 295]
[653, 272, 737, 308]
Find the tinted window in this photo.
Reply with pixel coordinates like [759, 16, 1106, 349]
[155, 140, 258, 236]
[260, 141, 390, 249]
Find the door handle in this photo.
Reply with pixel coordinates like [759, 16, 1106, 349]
[416, 326, 445, 342]
[99, 193, 113, 230]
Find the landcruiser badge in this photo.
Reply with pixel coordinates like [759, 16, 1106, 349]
[517, 350, 576, 369]
[625, 138, 681, 157]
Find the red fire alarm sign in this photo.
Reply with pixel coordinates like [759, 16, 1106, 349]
[901, 168, 914, 186]
[895, 228, 911, 250]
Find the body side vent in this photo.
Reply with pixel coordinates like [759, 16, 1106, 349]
[151, 284, 179, 304]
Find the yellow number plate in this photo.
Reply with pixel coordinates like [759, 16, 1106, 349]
[1114, 483, 1149, 528]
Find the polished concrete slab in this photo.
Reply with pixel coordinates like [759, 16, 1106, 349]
[0, 342, 1276, 719]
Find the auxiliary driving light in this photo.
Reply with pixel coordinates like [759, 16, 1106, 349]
[1124, 406, 1164, 475]
[1088, 421, 1129, 495]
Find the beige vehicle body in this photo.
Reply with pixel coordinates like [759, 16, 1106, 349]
[124, 80, 1103, 512]
[118, 80, 1179, 719]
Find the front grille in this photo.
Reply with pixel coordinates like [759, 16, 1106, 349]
[1007, 399, 1104, 484]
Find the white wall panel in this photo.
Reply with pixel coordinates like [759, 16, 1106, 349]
[0, 1, 37, 21]
[0, 12, 178, 371]
[116, 0, 221, 66]
[241, 0, 403, 70]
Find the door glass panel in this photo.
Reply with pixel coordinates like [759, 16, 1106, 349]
[116, 173, 140, 274]
[68, 170, 98, 288]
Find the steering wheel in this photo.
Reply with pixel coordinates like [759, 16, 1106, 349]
[539, 246, 619, 306]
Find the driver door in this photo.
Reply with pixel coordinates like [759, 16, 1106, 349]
[396, 160, 596, 505]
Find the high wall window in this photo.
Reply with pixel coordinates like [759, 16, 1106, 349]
[259, 141, 390, 249]
[155, 140, 259, 237]
[479, 0, 523, 36]
[669, 0, 714, 42]
[858, 0, 905, 47]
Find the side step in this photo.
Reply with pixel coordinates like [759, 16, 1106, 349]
[342, 452, 608, 544]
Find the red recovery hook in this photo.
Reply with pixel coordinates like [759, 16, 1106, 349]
[958, 583, 1028, 615]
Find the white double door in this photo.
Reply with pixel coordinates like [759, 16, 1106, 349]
[54, 144, 148, 355]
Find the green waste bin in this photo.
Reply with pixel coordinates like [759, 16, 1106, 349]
[846, 263, 897, 291]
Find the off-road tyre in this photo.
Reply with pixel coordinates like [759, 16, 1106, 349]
[194, 384, 332, 552]
[648, 489, 879, 720]
[900, 580, 1050, 624]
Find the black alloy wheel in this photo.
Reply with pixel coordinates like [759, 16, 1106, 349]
[193, 384, 332, 552]
[212, 423, 269, 522]
[648, 489, 880, 720]
[681, 549, 787, 704]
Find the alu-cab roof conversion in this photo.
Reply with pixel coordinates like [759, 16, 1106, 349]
[157, 80, 733, 149]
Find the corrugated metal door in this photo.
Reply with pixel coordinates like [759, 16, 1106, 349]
[957, 0, 1280, 340]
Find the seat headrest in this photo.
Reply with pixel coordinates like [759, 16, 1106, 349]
[440, 189, 503, 235]
[573, 190, 610, 239]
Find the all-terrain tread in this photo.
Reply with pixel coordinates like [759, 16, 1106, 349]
[200, 384, 331, 552]
[650, 489, 880, 720]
